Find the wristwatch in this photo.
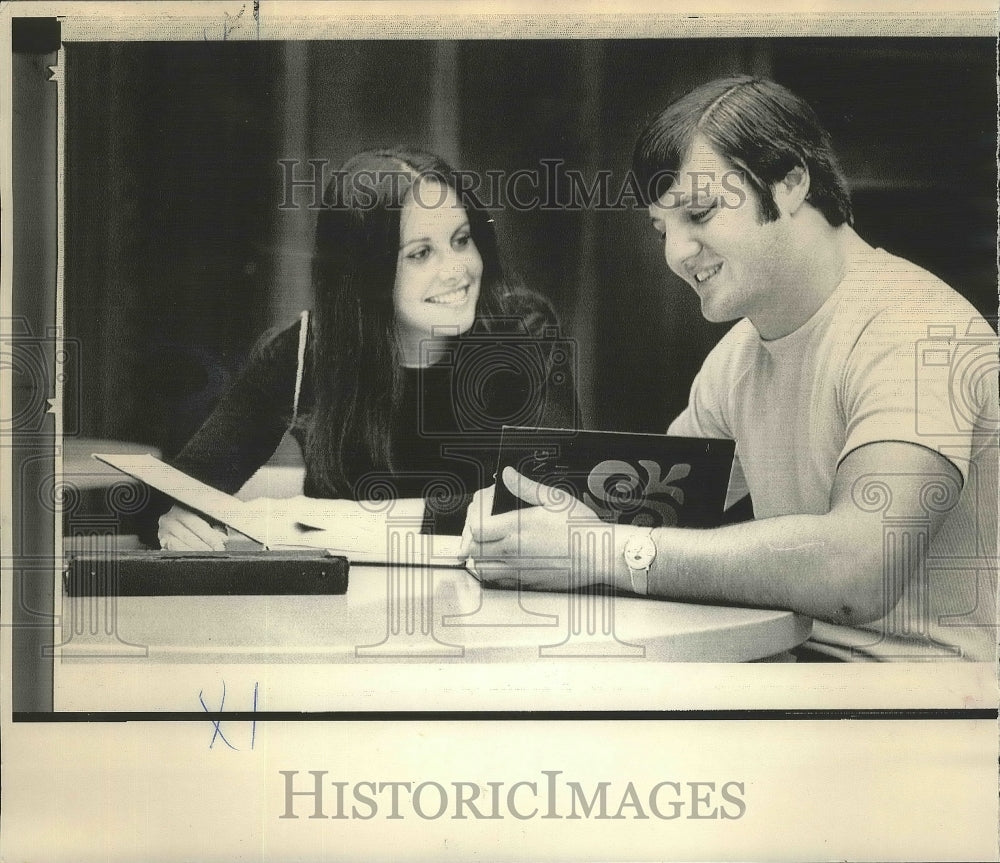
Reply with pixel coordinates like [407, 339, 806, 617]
[623, 528, 656, 595]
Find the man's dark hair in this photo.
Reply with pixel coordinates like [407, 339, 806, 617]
[633, 76, 853, 227]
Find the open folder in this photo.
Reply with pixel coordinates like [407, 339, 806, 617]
[92, 453, 466, 565]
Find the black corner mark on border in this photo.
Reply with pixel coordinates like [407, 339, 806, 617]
[12, 17, 61, 54]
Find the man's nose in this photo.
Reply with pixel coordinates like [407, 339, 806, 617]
[663, 227, 700, 272]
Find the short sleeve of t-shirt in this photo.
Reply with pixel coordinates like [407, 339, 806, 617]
[667, 324, 753, 508]
[666, 322, 755, 440]
[839, 294, 997, 486]
[667, 369, 731, 440]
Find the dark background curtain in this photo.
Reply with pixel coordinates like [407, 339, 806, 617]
[64, 38, 997, 462]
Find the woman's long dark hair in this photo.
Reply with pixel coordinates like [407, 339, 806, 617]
[305, 147, 512, 496]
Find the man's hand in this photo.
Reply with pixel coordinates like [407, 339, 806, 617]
[462, 466, 609, 591]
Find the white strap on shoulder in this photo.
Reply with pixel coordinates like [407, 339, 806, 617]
[292, 310, 309, 423]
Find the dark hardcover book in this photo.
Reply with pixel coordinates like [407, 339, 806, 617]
[492, 427, 736, 529]
[63, 550, 350, 597]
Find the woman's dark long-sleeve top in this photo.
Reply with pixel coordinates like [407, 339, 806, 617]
[169, 292, 579, 534]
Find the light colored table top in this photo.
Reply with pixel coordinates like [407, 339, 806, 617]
[57, 563, 810, 664]
[47, 546, 1000, 713]
[53, 564, 812, 712]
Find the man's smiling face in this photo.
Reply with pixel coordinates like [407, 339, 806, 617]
[648, 133, 792, 327]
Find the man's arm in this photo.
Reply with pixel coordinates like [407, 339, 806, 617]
[466, 440, 962, 626]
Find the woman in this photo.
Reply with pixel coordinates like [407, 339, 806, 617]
[158, 147, 577, 550]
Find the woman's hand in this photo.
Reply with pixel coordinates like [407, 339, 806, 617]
[158, 504, 227, 551]
[462, 466, 607, 590]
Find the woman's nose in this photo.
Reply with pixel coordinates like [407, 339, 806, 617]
[439, 253, 466, 281]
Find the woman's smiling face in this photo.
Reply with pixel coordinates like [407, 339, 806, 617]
[393, 179, 483, 363]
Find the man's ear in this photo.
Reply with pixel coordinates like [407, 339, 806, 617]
[774, 164, 811, 216]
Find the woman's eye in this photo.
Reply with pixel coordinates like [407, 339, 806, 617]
[453, 233, 472, 249]
[407, 246, 431, 262]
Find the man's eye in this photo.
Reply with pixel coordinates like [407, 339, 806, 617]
[688, 202, 717, 223]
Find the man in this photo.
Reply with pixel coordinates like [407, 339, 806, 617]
[464, 76, 998, 662]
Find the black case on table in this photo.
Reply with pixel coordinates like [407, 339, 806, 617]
[63, 550, 350, 596]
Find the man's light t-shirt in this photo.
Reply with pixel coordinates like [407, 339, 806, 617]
[668, 246, 998, 661]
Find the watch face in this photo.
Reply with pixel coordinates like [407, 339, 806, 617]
[624, 534, 656, 569]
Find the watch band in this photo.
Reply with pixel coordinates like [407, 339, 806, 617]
[628, 564, 648, 596]
[623, 527, 656, 596]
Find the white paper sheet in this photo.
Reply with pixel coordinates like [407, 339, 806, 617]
[92, 452, 466, 564]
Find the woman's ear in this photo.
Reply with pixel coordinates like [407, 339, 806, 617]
[774, 164, 811, 216]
